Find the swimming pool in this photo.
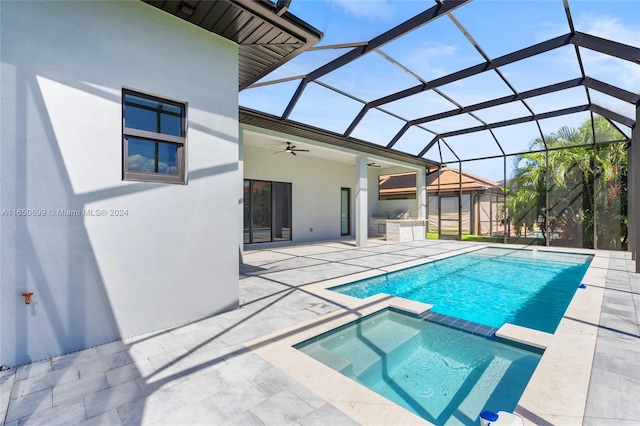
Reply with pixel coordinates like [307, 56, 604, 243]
[330, 247, 592, 333]
[295, 308, 541, 425]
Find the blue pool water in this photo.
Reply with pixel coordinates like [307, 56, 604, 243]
[331, 247, 592, 333]
[296, 309, 542, 425]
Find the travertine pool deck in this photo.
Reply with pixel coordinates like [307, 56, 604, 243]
[1, 239, 638, 425]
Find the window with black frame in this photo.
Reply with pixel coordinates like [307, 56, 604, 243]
[122, 90, 186, 184]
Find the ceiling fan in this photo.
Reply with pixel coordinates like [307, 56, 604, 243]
[274, 142, 309, 156]
[351, 162, 382, 168]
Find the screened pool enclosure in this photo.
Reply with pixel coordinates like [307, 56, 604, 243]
[232, 0, 639, 268]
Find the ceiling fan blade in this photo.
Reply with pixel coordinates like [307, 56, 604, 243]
[280, 142, 309, 155]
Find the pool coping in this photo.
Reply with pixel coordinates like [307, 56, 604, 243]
[246, 244, 607, 426]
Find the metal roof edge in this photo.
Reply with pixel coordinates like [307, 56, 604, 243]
[234, 0, 323, 43]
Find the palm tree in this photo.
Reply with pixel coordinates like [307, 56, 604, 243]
[504, 117, 627, 249]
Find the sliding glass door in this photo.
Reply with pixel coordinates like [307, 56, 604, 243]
[244, 179, 292, 244]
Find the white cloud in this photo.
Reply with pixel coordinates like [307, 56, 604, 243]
[575, 15, 640, 92]
[128, 155, 177, 175]
[579, 15, 640, 47]
[418, 43, 459, 58]
[404, 42, 460, 81]
[529, 14, 640, 94]
[128, 154, 155, 173]
[530, 20, 569, 43]
[326, 0, 396, 20]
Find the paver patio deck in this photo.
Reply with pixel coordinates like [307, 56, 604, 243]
[1, 239, 638, 425]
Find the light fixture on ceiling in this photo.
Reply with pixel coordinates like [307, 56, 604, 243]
[178, 1, 195, 17]
[352, 162, 381, 168]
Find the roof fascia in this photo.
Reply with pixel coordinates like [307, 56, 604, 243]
[230, 0, 322, 43]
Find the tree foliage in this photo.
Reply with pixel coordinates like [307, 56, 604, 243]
[504, 117, 627, 249]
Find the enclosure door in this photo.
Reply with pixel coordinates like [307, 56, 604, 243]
[435, 195, 471, 238]
[440, 196, 459, 236]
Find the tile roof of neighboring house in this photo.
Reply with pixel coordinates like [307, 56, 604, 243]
[379, 172, 416, 195]
[426, 167, 501, 193]
[378, 168, 501, 197]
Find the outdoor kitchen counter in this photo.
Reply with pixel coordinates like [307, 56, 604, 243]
[385, 219, 427, 242]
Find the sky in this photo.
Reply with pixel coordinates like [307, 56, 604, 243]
[240, 0, 640, 181]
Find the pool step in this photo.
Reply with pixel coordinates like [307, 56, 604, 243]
[302, 344, 353, 375]
[329, 319, 422, 377]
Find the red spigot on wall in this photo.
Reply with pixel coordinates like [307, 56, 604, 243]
[22, 292, 34, 304]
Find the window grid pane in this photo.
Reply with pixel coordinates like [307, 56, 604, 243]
[125, 105, 158, 133]
[160, 112, 182, 136]
[157, 142, 178, 174]
[127, 138, 156, 173]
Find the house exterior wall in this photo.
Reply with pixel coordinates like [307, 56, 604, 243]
[1, 1, 240, 366]
[243, 146, 356, 243]
[374, 198, 417, 219]
[369, 167, 418, 219]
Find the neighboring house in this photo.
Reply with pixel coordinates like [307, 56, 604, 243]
[376, 168, 505, 236]
[379, 172, 418, 201]
[0, 0, 426, 366]
[426, 167, 505, 236]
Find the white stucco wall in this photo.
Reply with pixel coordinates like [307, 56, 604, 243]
[1, 1, 239, 366]
[243, 146, 356, 243]
[369, 167, 419, 219]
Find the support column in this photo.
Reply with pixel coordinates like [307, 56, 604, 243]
[503, 154, 508, 244]
[631, 104, 639, 272]
[545, 150, 550, 247]
[238, 127, 245, 260]
[417, 168, 427, 219]
[437, 166, 442, 239]
[628, 139, 635, 261]
[458, 161, 463, 240]
[355, 155, 368, 248]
